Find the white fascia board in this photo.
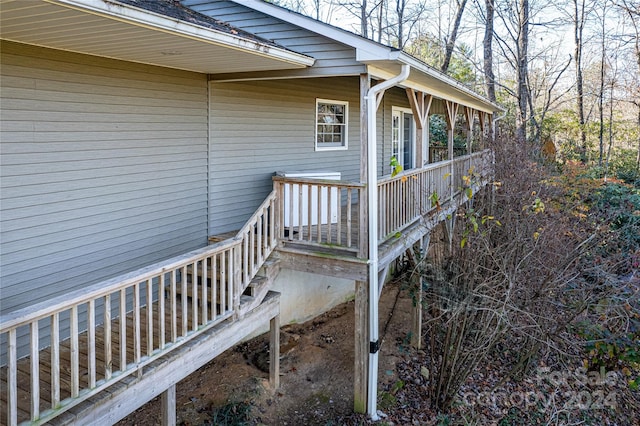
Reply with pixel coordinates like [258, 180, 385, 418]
[234, 0, 391, 55]
[44, 0, 315, 67]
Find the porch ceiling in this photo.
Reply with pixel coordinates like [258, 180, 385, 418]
[0, 0, 314, 74]
[365, 59, 502, 115]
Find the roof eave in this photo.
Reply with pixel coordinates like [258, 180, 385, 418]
[43, 0, 315, 68]
[359, 49, 502, 114]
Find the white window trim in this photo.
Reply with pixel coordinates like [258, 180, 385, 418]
[315, 98, 349, 151]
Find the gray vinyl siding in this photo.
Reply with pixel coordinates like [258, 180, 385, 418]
[0, 41, 209, 315]
[209, 77, 362, 234]
[183, 1, 365, 77]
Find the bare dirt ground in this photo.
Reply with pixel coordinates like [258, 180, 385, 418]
[119, 276, 639, 426]
[119, 279, 413, 426]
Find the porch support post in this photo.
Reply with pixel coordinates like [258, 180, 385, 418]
[410, 234, 430, 349]
[406, 89, 433, 167]
[269, 314, 280, 389]
[464, 107, 474, 156]
[478, 111, 486, 145]
[161, 384, 176, 426]
[445, 100, 459, 202]
[354, 73, 371, 414]
[444, 100, 458, 253]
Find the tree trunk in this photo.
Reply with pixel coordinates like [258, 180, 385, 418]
[574, 0, 587, 163]
[484, 0, 496, 143]
[396, 0, 406, 49]
[483, 0, 496, 103]
[361, 0, 368, 38]
[516, 0, 529, 144]
[441, 0, 468, 73]
[598, 3, 606, 167]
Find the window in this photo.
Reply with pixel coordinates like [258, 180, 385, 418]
[315, 99, 348, 150]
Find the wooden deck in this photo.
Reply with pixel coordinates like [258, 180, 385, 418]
[0, 151, 493, 425]
[0, 295, 221, 424]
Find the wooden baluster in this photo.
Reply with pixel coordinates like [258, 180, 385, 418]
[298, 184, 303, 239]
[336, 187, 342, 245]
[212, 254, 218, 319]
[70, 306, 79, 398]
[243, 233, 249, 284]
[133, 283, 141, 368]
[202, 259, 208, 324]
[170, 270, 177, 343]
[220, 251, 226, 314]
[327, 185, 333, 244]
[191, 262, 197, 332]
[288, 183, 294, 240]
[270, 197, 276, 248]
[88, 300, 96, 388]
[249, 226, 255, 277]
[181, 266, 187, 336]
[347, 189, 352, 247]
[51, 313, 60, 408]
[263, 206, 268, 257]
[147, 278, 153, 356]
[104, 294, 112, 380]
[316, 185, 322, 242]
[233, 246, 241, 315]
[227, 249, 233, 311]
[8, 328, 17, 426]
[258, 214, 264, 263]
[30, 321, 39, 420]
[120, 288, 127, 371]
[307, 184, 312, 241]
[159, 274, 166, 347]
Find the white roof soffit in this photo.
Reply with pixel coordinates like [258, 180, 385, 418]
[362, 52, 502, 114]
[0, 0, 314, 74]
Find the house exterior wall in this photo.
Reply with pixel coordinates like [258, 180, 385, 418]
[0, 41, 210, 315]
[208, 76, 363, 234]
[183, 0, 365, 77]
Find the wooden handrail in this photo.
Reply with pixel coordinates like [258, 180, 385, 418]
[1, 237, 241, 425]
[0, 238, 238, 331]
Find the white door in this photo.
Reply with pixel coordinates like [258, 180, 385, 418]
[392, 108, 415, 171]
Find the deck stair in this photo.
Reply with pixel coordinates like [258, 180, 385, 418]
[239, 256, 281, 316]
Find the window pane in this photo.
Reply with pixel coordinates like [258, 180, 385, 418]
[316, 100, 347, 148]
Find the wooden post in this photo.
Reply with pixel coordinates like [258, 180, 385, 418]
[161, 384, 176, 426]
[478, 111, 486, 150]
[354, 280, 369, 413]
[410, 234, 430, 349]
[269, 314, 280, 389]
[445, 101, 459, 202]
[464, 107, 474, 155]
[354, 73, 370, 414]
[406, 89, 433, 168]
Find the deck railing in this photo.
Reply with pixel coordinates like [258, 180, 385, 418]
[273, 176, 364, 252]
[273, 150, 493, 251]
[1, 152, 492, 425]
[0, 192, 278, 426]
[378, 149, 492, 242]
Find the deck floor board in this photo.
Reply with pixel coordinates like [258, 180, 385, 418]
[0, 295, 212, 426]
